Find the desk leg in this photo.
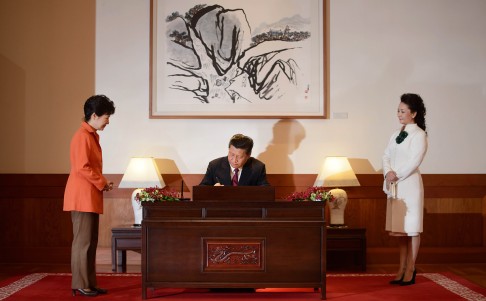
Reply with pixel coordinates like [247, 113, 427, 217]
[116, 250, 127, 272]
[321, 277, 326, 299]
[142, 283, 147, 299]
[111, 237, 116, 271]
[361, 239, 367, 271]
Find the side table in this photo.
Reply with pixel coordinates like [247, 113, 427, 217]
[326, 227, 366, 271]
[111, 226, 142, 272]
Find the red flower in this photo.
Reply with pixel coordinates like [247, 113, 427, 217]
[286, 186, 335, 202]
[135, 186, 180, 203]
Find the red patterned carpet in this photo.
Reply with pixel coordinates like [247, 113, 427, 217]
[1, 273, 485, 300]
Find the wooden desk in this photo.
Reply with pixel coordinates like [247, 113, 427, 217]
[111, 226, 142, 272]
[326, 227, 366, 271]
[141, 201, 327, 299]
[112, 226, 366, 273]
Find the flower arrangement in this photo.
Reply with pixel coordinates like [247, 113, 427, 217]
[135, 186, 180, 203]
[286, 186, 335, 202]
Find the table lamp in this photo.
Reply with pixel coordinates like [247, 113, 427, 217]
[314, 156, 360, 227]
[119, 157, 165, 227]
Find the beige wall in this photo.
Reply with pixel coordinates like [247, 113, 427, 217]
[0, 0, 95, 173]
[96, 0, 486, 175]
[2, 0, 486, 175]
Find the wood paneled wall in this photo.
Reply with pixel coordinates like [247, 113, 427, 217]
[1, 174, 485, 264]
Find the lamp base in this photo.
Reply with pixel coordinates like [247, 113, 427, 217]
[131, 188, 143, 226]
[329, 188, 348, 226]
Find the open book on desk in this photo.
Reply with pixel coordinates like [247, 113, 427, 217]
[192, 186, 275, 202]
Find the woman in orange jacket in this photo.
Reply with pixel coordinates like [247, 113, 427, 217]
[64, 95, 115, 297]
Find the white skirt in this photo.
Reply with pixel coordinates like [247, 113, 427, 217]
[385, 172, 424, 236]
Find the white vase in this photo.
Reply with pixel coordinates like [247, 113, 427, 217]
[131, 188, 143, 227]
[329, 188, 347, 227]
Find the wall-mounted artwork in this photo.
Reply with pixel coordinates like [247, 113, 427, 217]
[150, 0, 326, 118]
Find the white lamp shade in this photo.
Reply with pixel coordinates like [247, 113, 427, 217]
[119, 157, 165, 188]
[314, 156, 360, 187]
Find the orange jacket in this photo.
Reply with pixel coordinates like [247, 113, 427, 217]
[63, 122, 108, 214]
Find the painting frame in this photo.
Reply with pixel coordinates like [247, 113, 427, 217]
[149, 0, 328, 119]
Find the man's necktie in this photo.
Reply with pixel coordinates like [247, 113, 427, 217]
[232, 168, 239, 186]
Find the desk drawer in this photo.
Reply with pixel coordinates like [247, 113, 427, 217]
[116, 239, 141, 249]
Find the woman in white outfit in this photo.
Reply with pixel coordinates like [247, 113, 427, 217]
[383, 93, 427, 286]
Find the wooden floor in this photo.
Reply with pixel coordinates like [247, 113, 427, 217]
[1, 248, 486, 290]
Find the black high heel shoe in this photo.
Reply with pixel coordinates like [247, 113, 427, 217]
[400, 269, 417, 286]
[90, 287, 108, 294]
[389, 273, 405, 285]
[72, 288, 98, 297]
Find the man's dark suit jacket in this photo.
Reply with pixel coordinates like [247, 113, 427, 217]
[199, 156, 270, 186]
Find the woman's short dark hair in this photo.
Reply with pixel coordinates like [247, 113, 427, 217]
[228, 134, 254, 155]
[401, 93, 427, 132]
[84, 95, 116, 121]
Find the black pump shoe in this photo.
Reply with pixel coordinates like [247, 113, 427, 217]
[90, 287, 108, 294]
[389, 274, 404, 285]
[72, 288, 98, 297]
[400, 270, 417, 286]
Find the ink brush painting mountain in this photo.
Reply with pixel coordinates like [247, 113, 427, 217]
[151, 0, 325, 117]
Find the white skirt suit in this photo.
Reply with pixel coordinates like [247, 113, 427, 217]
[382, 123, 428, 236]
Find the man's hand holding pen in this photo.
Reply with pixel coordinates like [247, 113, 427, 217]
[214, 177, 224, 186]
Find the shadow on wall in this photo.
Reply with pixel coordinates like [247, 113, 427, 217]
[257, 119, 306, 175]
[348, 158, 379, 174]
[154, 158, 191, 195]
[0, 54, 26, 172]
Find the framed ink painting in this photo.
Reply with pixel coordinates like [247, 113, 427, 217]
[150, 0, 327, 118]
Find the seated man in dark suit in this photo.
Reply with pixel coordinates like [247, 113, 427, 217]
[200, 133, 269, 186]
[201, 134, 268, 293]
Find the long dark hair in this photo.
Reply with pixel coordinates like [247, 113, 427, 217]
[400, 93, 427, 132]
